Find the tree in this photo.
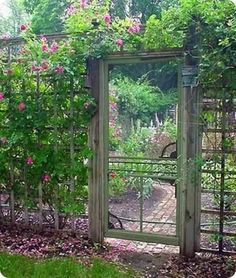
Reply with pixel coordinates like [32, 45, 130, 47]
[0, 0, 28, 36]
[109, 0, 179, 23]
[30, 0, 68, 34]
[22, 0, 40, 13]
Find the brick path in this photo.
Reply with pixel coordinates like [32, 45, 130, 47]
[106, 183, 179, 254]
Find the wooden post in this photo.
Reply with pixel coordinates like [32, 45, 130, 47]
[179, 21, 202, 256]
[88, 59, 106, 243]
[179, 84, 202, 257]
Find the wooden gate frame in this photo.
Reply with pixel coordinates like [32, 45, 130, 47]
[88, 49, 202, 257]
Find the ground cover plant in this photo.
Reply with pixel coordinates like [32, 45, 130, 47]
[0, 252, 134, 278]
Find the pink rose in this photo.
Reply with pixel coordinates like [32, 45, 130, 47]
[32, 64, 41, 72]
[55, 65, 64, 74]
[42, 43, 49, 52]
[20, 24, 28, 31]
[128, 25, 141, 33]
[50, 42, 59, 53]
[26, 157, 33, 166]
[18, 102, 26, 111]
[0, 92, 4, 101]
[4, 69, 13, 75]
[116, 38, 124, 47]
[66, 4, 77, 16]
[104, 14, 111, 25]
[80, 0, 87, 9]
[41, 60, 49, 71]
[42, 173, 50, 183]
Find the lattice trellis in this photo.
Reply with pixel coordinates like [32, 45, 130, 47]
[0, 36, 93, 231]
[201, 85, 236, 254]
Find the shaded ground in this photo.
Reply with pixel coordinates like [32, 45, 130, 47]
[119, 252, 236, 278]
[0, 225, 235, 277]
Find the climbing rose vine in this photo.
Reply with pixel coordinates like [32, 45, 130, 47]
[0, 0, 143, 215]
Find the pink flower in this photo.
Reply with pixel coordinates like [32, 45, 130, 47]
[80, 0, 87, 9]
[0, 92, 4, 101]
[32, 64, 41, 72]
[0, 33, 10, 40]
[50, 42, 59, 53]
[20, 24, 28, 31]
[42, 43, 49, 52]
[55, 65, 64, 74]
[41, 36, 47, 43]
[40, 60, 49, 71]
[18, 102, 26, 111]
[42, 173, 50, 183]
[26, 156, 33, 166]
[128, 25, 141, 33]
[110, 172, 118, 178]
[66, 4, 77, 16]
[116, 38, 124, 47]
[4, 69, 13, 75]
[104, 14, 111, 25]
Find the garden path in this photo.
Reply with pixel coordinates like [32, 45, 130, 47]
[106, 183, 179, 254]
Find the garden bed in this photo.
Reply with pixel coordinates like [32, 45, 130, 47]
[109, 184, 167, 219]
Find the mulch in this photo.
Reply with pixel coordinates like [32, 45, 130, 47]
[0, 224, 235, 277]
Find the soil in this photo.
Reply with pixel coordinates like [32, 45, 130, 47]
[119, 251, 236, 278]
[109, 185, 167, 220]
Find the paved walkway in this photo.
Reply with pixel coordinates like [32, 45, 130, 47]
[106, 183, 179, 254]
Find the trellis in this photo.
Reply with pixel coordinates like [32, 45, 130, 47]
[0, 34, 89, 231]
[201, 83, 236, 254]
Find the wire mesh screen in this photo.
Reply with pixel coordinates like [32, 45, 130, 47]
[201, 87, 236, 254]
[0, 37, 93, 231]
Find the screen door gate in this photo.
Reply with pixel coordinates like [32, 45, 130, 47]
[88, 50, 202, 256]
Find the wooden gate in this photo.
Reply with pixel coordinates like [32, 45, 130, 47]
[88, 50, 202, 257]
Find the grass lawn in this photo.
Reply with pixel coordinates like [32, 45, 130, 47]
[0, 252, 136, 278]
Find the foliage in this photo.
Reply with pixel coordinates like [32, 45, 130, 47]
[0, 0, 148, 216]
[30, 0, 69, 34]
[119, 126, 152, 156]
[144, 0, 236, 87]
[0, 34, 96, 214]
[109, 171, 127, 196]
[202, 158, 236, 210]
[109, 0, 179, 23]
[114, 76, 177, 129]
[160, 117, 177, 140]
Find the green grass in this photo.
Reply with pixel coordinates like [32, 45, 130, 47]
[0, 252, 135, 278]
